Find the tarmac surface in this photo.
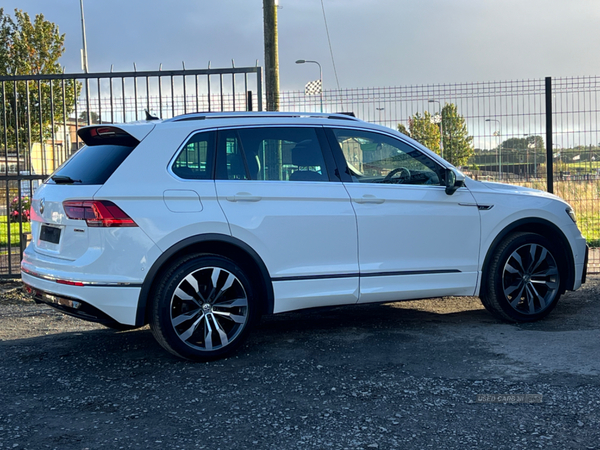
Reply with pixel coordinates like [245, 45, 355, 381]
[0, 277, 599, 449]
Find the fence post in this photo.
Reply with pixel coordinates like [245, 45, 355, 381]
[247, 91, 253, 111]
[545, 77, 553, 193]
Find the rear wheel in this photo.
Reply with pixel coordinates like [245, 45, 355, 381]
[480, 232, 562, 322]
[150, 254, 258, 361]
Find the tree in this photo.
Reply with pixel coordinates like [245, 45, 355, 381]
[398, 103, 473, 167]
[440, 103, 473, 167]
[500, 136, 544, 151]
[0, 8, 79, 157]
[408, 111, 441, 154]
[397, 112, 441, 153]
[79, 110, 100, 124]
[397, 123, 409, 136]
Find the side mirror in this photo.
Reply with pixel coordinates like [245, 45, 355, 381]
[444, 168, 465, 195]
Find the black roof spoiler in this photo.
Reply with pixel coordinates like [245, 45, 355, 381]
[77, 126, 139, 147]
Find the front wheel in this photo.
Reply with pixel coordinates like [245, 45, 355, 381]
[480, 232, 563, 322]
[150, 254, 258, 361]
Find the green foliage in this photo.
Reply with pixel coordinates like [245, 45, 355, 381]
[501, 135, 544, 150]
[441, 103, 473, 167]
[397, 123, 409, 136]
[79, 110, 100, 124]
[0, 219, 30, 246]
[553, 160, 569, 173]
[398, 103, 473, 167]
[0, 8, 79, 153]
[407, 111, 441, 154]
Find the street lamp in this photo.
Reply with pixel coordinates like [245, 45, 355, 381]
[486, 119, 502, 180]
[428, 100, 443, 158]
[296, 59, 323, 112]
[376, 107, 384, 125]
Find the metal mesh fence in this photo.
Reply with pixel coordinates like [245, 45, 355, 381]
[281, 77, 599, 272]
[0, 72, 597, 275]
[0, 66, 262, 277]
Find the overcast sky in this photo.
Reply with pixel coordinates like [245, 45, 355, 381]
[3, 0, 600, 91]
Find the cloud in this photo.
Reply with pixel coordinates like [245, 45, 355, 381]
[4, 0, 600, 88]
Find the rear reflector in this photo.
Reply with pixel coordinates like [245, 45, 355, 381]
[63, 200, 137, 227]
[56, 279, 85, 287]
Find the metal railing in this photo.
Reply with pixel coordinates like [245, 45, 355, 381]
[0, 65, 263, 277]
[280, 77, 600, 273]
[1, 70, 598, 276]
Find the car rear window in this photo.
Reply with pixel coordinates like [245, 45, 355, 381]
[48, 144, 136, 185]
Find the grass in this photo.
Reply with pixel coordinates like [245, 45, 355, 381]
[511, 178, 600, 247]
[0, 220, 31, 247]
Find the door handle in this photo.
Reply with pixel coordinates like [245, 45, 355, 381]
[354, 195, 385, 204]
[226, 192, 262, 202]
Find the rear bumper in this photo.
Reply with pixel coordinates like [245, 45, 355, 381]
[24, 283, 125, 326]
[22, 271, 141, 326]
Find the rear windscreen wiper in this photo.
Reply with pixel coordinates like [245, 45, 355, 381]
[51, 175, 82, 184]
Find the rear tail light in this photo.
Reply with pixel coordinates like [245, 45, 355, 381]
[63, 200, 137, 227]
[56, 279, 85, 286]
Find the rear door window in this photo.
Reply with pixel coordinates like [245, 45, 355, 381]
[216, 127, 331, 182]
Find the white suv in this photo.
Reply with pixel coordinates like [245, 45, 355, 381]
[21, 112, 588, 361]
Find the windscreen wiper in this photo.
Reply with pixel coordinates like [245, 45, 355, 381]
[51, 175, 82, 184]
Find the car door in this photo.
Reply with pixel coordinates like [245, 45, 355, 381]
[215, 125, 359, 313]
[327, 127, 481, 304]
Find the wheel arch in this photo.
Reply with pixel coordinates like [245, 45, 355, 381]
[480, 218, 576, 295]
[135, 234, 274, 326]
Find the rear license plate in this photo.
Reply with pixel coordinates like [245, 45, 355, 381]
[40, 225, 61, 244]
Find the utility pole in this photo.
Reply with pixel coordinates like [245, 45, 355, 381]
[80, 0, 91, 124]
[263, 0, 280, 111]
[80, 0, 89, 73]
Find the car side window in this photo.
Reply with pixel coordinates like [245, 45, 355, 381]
[172, 131, 215, 179]
[331, 128, 443, 186]
[217, 127, 329, 182]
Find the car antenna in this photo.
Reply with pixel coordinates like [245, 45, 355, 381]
[145, 109, 160, 121]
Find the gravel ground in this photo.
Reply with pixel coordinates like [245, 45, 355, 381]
[0, 277, 599, 449]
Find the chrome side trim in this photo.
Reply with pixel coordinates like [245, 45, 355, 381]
[272, 269, 460, 283]
[21, 267, 143, 288]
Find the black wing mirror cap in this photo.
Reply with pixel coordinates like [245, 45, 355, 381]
[444, 168, 465, 195]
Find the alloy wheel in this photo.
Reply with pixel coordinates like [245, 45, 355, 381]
[502, 243, 560, 316]
[170, 267, 249, 351]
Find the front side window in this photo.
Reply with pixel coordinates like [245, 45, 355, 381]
[217, 127, 329, 182]
[331, 128, 443, 186]
[172, 131, 215, 179]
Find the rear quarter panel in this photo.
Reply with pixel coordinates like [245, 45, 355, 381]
[93, 124, 231, 255]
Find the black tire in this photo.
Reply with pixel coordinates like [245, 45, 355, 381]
[149, 254, 258, 361]
[480, 232, 563, 323]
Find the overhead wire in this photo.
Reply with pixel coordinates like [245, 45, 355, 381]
[320, 0, 341, 90]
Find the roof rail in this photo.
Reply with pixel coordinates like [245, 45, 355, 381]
[166, 111, 360, 123]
